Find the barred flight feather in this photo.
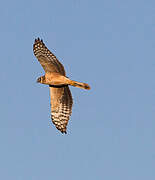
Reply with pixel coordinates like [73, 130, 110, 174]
[50, 86, 73, 134]
[33, 38, 65, 75]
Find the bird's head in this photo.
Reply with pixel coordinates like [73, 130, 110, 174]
[37, 76, 45, 84]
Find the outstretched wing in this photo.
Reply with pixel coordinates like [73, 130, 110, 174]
[49, 85, 73, 133]
[33, 38, 66, 75]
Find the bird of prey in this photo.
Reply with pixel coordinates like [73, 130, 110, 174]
[33, 38, 90, 134]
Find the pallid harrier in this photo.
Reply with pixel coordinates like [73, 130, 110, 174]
[33, 38, 90, 134]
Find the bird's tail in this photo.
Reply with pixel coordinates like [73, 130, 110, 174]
[68, 80, 90, 90]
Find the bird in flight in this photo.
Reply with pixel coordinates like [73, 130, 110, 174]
[33, 38, 90, 134]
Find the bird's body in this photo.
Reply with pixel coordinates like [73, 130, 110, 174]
[37, 72, 70, 86]
[33, 38, 90, 134]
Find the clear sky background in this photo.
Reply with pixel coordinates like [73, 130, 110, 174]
[0, 0, 154, 179]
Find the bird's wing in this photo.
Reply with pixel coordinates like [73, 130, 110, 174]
[33, 38, 66, 75]
[49, 85, 73, 133]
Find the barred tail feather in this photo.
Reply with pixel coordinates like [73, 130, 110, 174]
[69, 80, 90, 90]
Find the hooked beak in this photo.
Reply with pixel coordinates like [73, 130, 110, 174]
[36, 78, 40, 83]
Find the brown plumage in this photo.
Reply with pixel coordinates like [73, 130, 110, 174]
[33, 38, 90, 134]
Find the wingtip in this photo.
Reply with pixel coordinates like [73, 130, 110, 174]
[34, 37, 43, 43]
[61, 130, 67, 134]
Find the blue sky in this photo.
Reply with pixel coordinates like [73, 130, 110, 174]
[0, 0, 154, 179]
